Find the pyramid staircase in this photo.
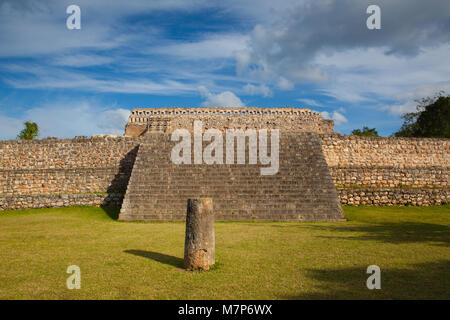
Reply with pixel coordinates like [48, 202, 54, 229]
[119, 132, 343, 222]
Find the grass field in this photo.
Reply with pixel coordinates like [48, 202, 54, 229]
[0, 205, 449, 299]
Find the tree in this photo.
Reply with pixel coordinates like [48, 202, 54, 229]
[394, 92, 450, 138]
[17, 121, 39, 140]
[351, 126, 379, 137]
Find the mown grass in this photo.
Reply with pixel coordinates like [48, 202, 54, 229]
[0, 205, 449, 299]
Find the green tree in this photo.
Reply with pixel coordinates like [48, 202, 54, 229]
[17, 121, 39, 140]
[351, 126, 379, 137]
[394, 92, 450, 138]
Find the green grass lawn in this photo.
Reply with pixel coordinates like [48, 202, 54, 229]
[0, 205, 449, 300]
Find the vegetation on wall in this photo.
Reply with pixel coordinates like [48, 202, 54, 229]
[351, 127, 379, 137]
[17, 121, 39, 140]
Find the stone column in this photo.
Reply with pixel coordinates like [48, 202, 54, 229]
[184, 198, 215, 270]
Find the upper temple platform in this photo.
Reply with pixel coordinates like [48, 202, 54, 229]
[124, 106, 335, 137]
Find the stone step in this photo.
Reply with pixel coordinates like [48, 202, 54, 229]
[119, 133, 343, 222]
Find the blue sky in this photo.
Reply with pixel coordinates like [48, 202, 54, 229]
[0, 0, 449, 139]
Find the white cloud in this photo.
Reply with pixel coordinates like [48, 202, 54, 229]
[0, 114, 24, 140]
[383, 82, 450, 115]
[277, 77, 294, 90]
[1, 0, 449, 134]
[52, 54, 114, 67]
[0, 0, 205, 58]
[319, 110, 348, 126]
[216, 0, 304, 25]
[0, 2, 124, 57]
[303, 43, 450, 114]
[331, 111, 348, 126]
[297, 98, 322, 108]
[243, 83, 272, 97]
[152, 34, 248, 60]
[2, 64, 199, 95]
[199, 86, 244, 108]
[236, 0, 450, 86]
[231, 0, 450, 115]
[0, 100, 131, 139]
[97, 108, 131, 135]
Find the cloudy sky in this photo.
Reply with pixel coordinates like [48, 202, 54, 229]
[0, 0, 449, 139]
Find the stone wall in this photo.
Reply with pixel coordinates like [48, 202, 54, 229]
[0, 137, 140, 210]
[125, 107, 334, 136]
[119, 133, 344, 222]
[329, 166, 447, 188]
[0, 137, 139, 170]
[337, 188, 449, 206]
[321, 135, 450, 206]
[320, 135, 449, 168]
[0, 168, 130, 195]
[1, 126, 448, 212]
[0, 193, 124, 211]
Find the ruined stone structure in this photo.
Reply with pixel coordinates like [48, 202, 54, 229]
[321, 135, 449, 206]
[125, 107, 334, 136]
[0, 136, 141, 210]
[118, 132, 343, 221]
[0, 107, 448, 219]
[118, 107, 344, 221]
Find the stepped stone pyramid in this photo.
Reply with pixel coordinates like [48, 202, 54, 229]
[119, 107, 344, 222]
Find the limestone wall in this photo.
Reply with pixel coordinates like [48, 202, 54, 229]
[336, 188, 449, 206]
[0, 137, 139, 170]
[321, 135, 450, 206]
[0, 137, 140, 210]
[119, 133, 343, 222]
[329, 166, 447, 188]
[125, 107, 334, 136]
[1, 193, 124, 211]
[320, 135, 449, 168]
[0, 131, 448, 212]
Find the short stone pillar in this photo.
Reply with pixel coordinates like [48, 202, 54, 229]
[184, 198, 215, 270]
